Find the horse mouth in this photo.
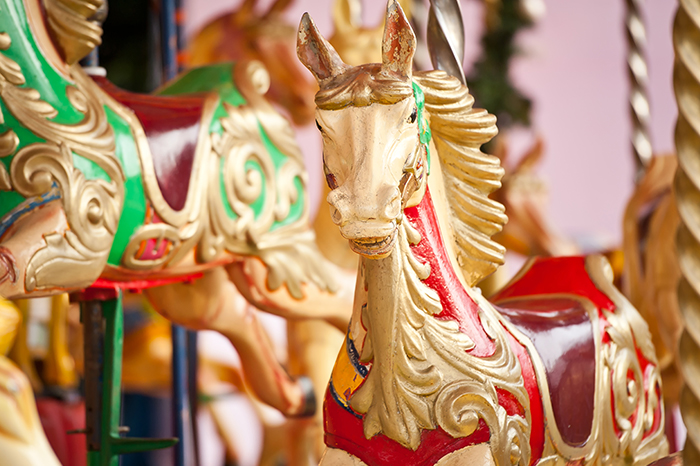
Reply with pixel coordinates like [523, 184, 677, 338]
[349, 230, 398, 258]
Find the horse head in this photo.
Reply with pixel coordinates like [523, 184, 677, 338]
[189, 0, 317, 126]
[298, 0, 426, 260]
[329, 0, 413, 66]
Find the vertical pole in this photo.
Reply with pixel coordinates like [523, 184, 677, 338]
[160, 0, 178, 81]
[673, 0, 700, 463]
[426, 0, 466, 84]
[83, 292, 178, 466]
[84, 300, 104, 463]
[159, 1, 195, 465]
[172, 1, 199, 461]
[625, 0, 653, 180]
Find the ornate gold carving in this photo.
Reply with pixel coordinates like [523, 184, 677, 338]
[351, 217, 530, 465]
[673, 0, 700, 461]
[588, 256, 667, 464]
[413, 70, 507, 286]
[11, 143, 116, 290]
[109, 60, 334, 297]
[0, 30, 123, 291]
[43, 0, 105, 65]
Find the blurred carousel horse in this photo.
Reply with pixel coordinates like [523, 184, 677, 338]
[0, 298, 62, 466]
[297, 2, 668, 464]
[188, 0, 317, 126]
[622, 155, 683, 407]
[0, 0, 355, 443]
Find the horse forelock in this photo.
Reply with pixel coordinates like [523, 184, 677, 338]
[315, 64, 413, 110]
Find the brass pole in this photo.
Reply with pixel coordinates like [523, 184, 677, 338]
[625, 0, 653, 178]
[674, 0, 700, 462]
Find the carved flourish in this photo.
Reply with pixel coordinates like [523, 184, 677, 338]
[119, 60, 335, 297]
[351, 217, 530, 465]
[11, 143, 118, 290]
[0, 32, 123, 291]
[43, 0, 105, 65]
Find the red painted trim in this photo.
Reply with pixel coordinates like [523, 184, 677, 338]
[73, 274, 204, 301]
[491, 257, 615, 312]
[404, 188, 495, 357]
[324, 387, 490, 466]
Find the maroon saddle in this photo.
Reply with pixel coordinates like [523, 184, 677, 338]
[491, 256, 601, 448]
[93, 76, 206, 212]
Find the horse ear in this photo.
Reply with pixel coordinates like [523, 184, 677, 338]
[381, 0, 416, 78]
[297, 13, 350, 82]
[235, 0, 257, 21]
[264, 0, 293, 18]
[332, 0, 361, 32]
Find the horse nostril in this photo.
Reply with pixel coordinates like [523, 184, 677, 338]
[330, 206, 343, 225]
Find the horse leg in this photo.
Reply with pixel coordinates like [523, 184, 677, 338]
[286, 319, 345, 464]
[225, 256, 355, 332]
[144, 267, 314, 416]
[42, 294, 77, 389]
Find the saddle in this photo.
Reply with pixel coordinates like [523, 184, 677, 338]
[92, 76, 206, 212]
[491, 256, 604, 448]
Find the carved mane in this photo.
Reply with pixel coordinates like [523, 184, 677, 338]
[413, 70, 507, 286]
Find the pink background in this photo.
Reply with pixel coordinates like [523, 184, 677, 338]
[183, 0, 677, 246]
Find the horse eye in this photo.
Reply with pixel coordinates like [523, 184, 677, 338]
[323, 161, 338, 189]
[326, 172, 338, 190]
[315, 120, 323, 132]
[409, 107, 417, 124]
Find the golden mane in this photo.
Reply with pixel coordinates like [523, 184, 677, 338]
[413, 70, 507, 286]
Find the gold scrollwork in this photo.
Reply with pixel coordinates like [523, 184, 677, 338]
[43, 0, 105, 65]
[351, 217, 530, 465]
[511, 256, 668, 465]
[107, 59, 333, 298]
[0, 30, 122, 291]
[10, 142, 120, 290]
[121, 224, 183, 271]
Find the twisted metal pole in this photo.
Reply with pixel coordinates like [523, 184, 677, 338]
[674, 0, 700, 462]
[427, 0, 466, 84]
[625, 0, 653, 179]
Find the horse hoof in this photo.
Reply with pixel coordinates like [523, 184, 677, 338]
[291, 375, 316, 418]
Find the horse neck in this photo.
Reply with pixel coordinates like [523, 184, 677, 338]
[349, 185, 497, 368]
[345, 186, 528, 449]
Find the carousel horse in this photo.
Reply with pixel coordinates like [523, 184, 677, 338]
[0, 298, 62, 466]
[621, 155, 683, 406]
[0, 0, 355, 422]
[189, 1, 410, 462]
[188, 0, 318, 126]
[297, 2, 668, 464]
